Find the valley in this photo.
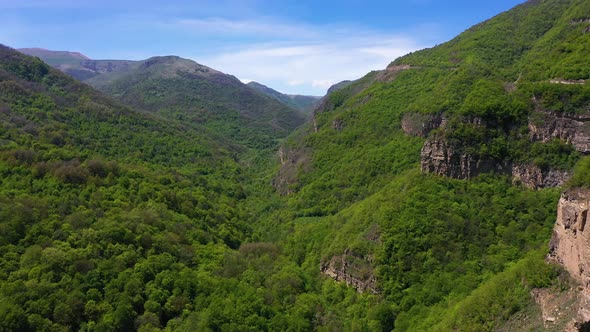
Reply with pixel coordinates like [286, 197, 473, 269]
[2, 0, 590, 331]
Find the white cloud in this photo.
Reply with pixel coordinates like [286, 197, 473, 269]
[166, 17, 428, 94]
[197, 35, 424, 95]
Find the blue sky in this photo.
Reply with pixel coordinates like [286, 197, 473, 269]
[1, 0, 525, 95]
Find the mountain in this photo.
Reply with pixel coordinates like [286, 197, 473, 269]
[18, 47, 138, 81]
[0, 44, 259, 331]
[269, 0, 590, 330]
[3, 0, 590, 331]
[326, 79, 353, 94]
[17, 47, 90, 63]
[91, 56, 305, 149]
[19, 49, 306, 149]
[247, 81, 321, 115]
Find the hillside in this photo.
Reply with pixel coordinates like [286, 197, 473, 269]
[265, 0, 590, 330]
[16, 50, 306, 149]
[17, 48, 138, 81]
[0, 44, 257, 330]
[247, 81, 321, 115]
[3, 0, 590, 331]
[17, 48, 90, 64]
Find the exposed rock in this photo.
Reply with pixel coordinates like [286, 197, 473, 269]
[401, 112, 446, 138]
[377, 64, 413, 82]
[528, 109, 590, 154]
[421, 136, 570, 188]
[420, 137, 509, 179]
[549, 79, 586, 85]
[529, 287, 579, 332]
[548, 188, 590, 328]
[320, 252, 378, 294]
[549, 189, 590, 283]
[571, 18, 590, 24]
[512, 163, 571, 189]
[272, 145, 311, 195]
[332, 119, 344, 131]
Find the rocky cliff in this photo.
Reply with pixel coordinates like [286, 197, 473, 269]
[529, 109, 590, 154]
[420, 136, 571, 188]
[549, 188, 590, 329]
[320, 251, 378, 294]
[420, 136, 508, 179]
[512, 163, 571, 189]
[415, 108, 585, 188]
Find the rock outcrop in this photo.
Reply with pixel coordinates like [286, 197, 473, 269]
[549, 189, 590, 329]
[401, 113, 446, 138]
[414, 108, 587, 188]
[421, 136, 572, 188]
[272, 145, 310, 195]
[320, 252, 378, 294]
[529, 109, 590, 154]
[420, 137, 509, 179]
[512, 163, 571, 189]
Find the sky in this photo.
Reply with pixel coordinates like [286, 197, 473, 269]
[1, 0, 526, 96]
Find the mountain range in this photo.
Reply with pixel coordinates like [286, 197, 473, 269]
[2, 0, 590, 331]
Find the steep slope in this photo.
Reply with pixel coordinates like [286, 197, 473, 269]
[17, 49, 306, 149]
[91, 56, 305, 149]
[247, 81, 321, 115]
[260, 0, 590, 330]
[0, 44, 256, 331]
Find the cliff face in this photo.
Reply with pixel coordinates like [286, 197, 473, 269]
[401, 113, 446, 138]
[416, 109, 583, 188]
[529, 109, 590, 154]
[420, 136, 571, 188]
[320, 252, 378, 294]
[512, 163, 571, 189]
[549, 189, 590, 328]
[420, 137, 507, 179]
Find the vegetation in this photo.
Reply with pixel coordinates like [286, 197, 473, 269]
[246, 81, 321, 116]
[2, 0, 590, 331]
[91, 56, 305, 150]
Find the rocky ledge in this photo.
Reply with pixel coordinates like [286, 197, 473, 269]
[548, 189, 590, 329]
[529, 109, 590, 154]
[320, 251, 378, 294]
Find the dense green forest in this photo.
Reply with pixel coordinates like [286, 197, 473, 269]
[1, 0, 590, 331]
[86, 56, 306, 150]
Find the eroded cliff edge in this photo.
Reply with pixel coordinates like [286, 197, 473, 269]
[414, 108, 590, 189]
[548, 188, 590, 330]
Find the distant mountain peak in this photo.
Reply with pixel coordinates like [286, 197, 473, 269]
[18, 47, 90, 60]
[140, 55, 222, 78]
[247, 81, 321, 115]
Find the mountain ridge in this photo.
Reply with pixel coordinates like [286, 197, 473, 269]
[246, 81, 321, 115]
[3, 0, 590, 330]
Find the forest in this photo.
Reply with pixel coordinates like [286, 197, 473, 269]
[2, 0, 590, 331]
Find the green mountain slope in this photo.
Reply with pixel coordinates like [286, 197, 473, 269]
[92, 56, 305, 149]
[247, 81, 321, 116]
[261, 0, 590, 330]
[3, 0, 590, 331]
[17, 50, 306, 149]
[0, 44, 256, 331]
